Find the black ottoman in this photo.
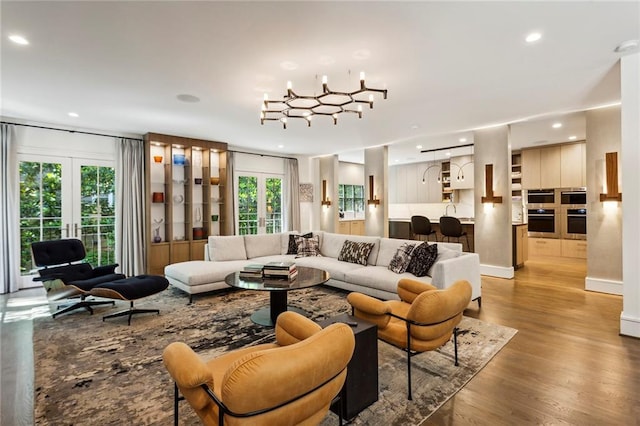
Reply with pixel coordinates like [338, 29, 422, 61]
[90, 275, 169, 325]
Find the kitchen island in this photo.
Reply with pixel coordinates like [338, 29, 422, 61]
[389, 218, 475, 252]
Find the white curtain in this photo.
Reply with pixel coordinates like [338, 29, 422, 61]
[283, 158, 300, 232]
[115, 138, 146, 276]
[0, 124, 21, 293]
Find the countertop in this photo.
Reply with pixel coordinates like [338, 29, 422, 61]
[389, 217, 476, 225]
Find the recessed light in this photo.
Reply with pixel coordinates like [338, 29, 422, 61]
[525, 32, 542, 43]
[9, 35, 29, 45]
[176, 94, 200, 103]
[416, 145, 422, 149]
[280, 61, 298, 71]
[552, 122, 562, 129]
[411, 125, 419, 129]
[68, 112, 79, 118]
[445, 152, 451, 157]
[277, 144, 284, 149]
[459, 138, 467, 143]
[568, 135, 577, 140]
[614, 39, 639, 53]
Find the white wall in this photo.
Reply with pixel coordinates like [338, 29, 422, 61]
[339, 162, 364, 185]
[621, 52, 640, 337]
[364, 146, 388, 237]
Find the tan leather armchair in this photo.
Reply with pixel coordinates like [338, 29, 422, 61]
[162, 311, 355, 425]
[347, 278, 472, 400]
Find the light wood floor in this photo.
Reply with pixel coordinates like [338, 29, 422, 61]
[2, 258, 639, 425]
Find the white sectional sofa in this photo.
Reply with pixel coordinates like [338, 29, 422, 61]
[164, 231, 481, 305]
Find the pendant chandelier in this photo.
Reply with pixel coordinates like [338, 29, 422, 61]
[260, 72, 388, 129]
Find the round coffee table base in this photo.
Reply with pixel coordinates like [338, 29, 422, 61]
[250, 306, 309, 327]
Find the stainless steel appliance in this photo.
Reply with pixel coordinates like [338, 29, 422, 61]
[527, 189, 557, 206]
[560, 188, 587, 206]
[527, 207, 560, 238]
[561, 207, 587, 240]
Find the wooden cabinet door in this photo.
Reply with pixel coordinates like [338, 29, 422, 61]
[521, 149, 541, 189]
[540, 146, 561, 188]
[338, 221, 350, 235]
[561, 143, 584, 188]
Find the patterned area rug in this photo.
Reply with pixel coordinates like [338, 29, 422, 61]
[33, 285, 516, 425]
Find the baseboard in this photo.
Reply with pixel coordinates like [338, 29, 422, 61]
[480, 264, 514, 279]
[620, 312, 640, 338]
[585, 276, 623, 295]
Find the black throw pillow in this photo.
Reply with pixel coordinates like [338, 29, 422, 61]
[406, 243, 438, 277]
[287, 232, 313, 254]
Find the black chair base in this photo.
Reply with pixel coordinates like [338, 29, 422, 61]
[102, 301, 160, 326]
[53, 299, 115, 318]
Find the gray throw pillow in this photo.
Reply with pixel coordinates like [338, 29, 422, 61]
[388, 243, 417, 273]
[406, 243, 438, 277]
[295, 235, 321, 257]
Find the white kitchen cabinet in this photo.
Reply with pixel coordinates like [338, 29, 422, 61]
[450, 155, 474, 189]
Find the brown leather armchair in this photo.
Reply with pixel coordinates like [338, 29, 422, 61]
[162, 311, 355, 425]
[347, 278, 472, 400]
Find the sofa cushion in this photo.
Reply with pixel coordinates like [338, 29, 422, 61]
[406, 243, 438, 277]
[428, 244, 461, 277]
[165, 260, 250, 286]
[338, 240, 375, 266]
[293, 256, 363, 282]
[208, 236, 247, 261]
[320, 233, 380, 266]
[296, 235, 321, 257]
[388, 242, 417, 273]
[377, 238, 415, 267]
[287, 232, 312, 254]
[345, 265, 431, 294]
[244, 234, 283, 259]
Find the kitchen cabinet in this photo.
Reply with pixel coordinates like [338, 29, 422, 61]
[560, 142, 586, 188]
[522, 146, 561, 189]
[389, 220, 411, 239]
[389, 162, 441, 203]
[339, 220, 365, 236]
[144, 133, 228, 275]
[441, 161, 452, 202]
[512, 152, 522, 200]
[528, 237, 562, 257]
[562, 240, 587, 259]
[450, 155, 474, 189]
[522, 142, 585, 190]
[512, 224, 528, 269]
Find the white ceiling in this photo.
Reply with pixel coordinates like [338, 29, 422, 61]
[2, 2, 638, 164]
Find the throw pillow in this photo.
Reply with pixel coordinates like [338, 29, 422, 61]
[296, 235, 321, 257]
[406, 243, 438, 277]
[287, 232, 313, 254]
[338, 240, 375, 266]
[388, 243, 417, 273]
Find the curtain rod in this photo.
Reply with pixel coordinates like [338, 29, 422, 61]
[0, 121, 143, 141]
[420, 142, 474, 154]
[230, 149, 297, 161]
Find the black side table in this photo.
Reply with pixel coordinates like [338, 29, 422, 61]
[319, 313, 378, 420]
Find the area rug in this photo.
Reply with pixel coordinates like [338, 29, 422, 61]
[33, 286, 516, 425]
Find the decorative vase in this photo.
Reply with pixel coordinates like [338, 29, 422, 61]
[195, 207, 202, 223]
[153, 227, 162, 243]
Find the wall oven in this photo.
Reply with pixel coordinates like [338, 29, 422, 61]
[560, 188, 587, 206]
[527, 189, 557, 207]
[527, 207, 560, 239]
[561, 207, 587, 240]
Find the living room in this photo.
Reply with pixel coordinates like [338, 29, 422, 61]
[1, 1, 640, 425]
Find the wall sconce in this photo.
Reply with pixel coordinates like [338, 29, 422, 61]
[599, 152, 622, 202]
[367, 175, 380, 206]
[321, 179, 332, 206]
[481, 164, 503, 204]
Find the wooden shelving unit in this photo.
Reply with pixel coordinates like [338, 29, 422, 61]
[441, 161, 452, 202]
[144, 133, 228, 275]
[512, 151, 522, 200]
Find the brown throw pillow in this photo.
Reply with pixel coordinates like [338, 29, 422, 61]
[388, 243, 417, 274]
[406, 243, 438, 277]
[287, 232, 313, 254]
[338, 240, 374, 266]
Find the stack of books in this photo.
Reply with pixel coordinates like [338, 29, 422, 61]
[263, 261, 298, 281]
[239, 264, 264, 280]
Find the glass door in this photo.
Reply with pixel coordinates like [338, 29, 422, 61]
[236, 173, 282, 235]
[18, 155, 115, 288]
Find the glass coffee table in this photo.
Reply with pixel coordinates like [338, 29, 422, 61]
[225, 266, 330, 327]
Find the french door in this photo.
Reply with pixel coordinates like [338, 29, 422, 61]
[18, 154, 116, 287]
[236, 173, 283, 235]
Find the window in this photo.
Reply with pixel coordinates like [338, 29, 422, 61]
[338, 184, 364, 216]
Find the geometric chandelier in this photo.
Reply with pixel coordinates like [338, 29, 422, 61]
[260, 72, 388, 129]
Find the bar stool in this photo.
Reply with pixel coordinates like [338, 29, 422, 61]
[410, 215, 437, 242]
[439, 216, 470, 251]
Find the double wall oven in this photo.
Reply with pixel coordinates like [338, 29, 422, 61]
[526, 188, 586, 239]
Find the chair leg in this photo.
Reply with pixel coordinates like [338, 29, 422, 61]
[52, 299, 115, 318]
[102, 301, 160, 325]
[454, 327, 459, 366]
[174, 383, 179, 426]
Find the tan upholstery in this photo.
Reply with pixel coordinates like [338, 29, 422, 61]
[163, 311, 355, 425]
[347, 278, 472, 399]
